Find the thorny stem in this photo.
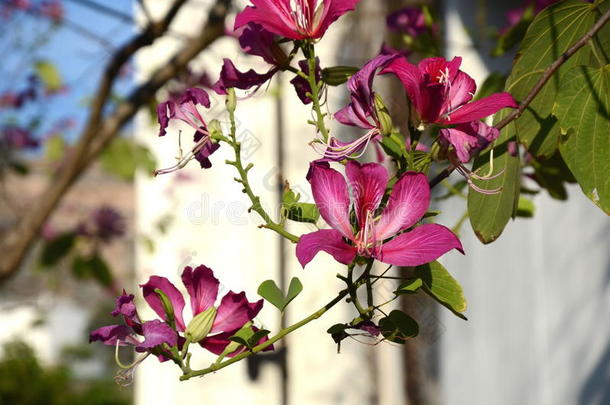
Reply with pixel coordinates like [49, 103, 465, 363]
[303, 42, 330, 142]
[226, 106, 300, 243]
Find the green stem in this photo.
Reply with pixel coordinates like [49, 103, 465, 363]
[364, 259, 374, 309]
[226, 107, 299, 243]
[347, 263, 368, 317]
[304, 42, 330, 142]
[180, 287, 352, 380]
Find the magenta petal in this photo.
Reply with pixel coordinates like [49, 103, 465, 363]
[141, 276, 186, 331]
[443, 92, 518, 124]
[345, 160, 389, 228]
[181, 265, 219, 316]
[239, 22, 278, 65]
[382, 58, 422, 115]
[378, 224, 464, 267]
[111, 291, 139, 325]
[445, 71, 476, 114]
[375, 171, 430, 241]
[234, 1, 302, 40]
[308, 162, 353, 238]
[212, 291, 261, 333]
[296, 229, 357, 268]
[136, 320, 178, 351]
[89, 325, 133, 346]
[212, 58, 276, 95]
[315, 0, 362, 38]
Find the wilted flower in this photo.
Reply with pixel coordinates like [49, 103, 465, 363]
[296, 161, 463, 267]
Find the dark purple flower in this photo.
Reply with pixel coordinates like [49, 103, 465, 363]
[439, 120, 500, 163]
[1, 126, 39, 149]
[319, 54, 397, 161]
[90, 293, 177, 355]
[386, 7, 427, 37]
[289, 58, 321, 105]
[156, 87, 220, 170]
[92, 206, 126, 243]
[235, 0, 362, 40]
[213, 23, 286, 95]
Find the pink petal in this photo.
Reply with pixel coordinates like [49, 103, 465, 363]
[445, 70, 476, 114]
[201, 327, 273, 357]
[442, 92, 518, 124]
[314, 0, 362, 38]
[141, 276, 186, 331]
[439, 127, 477, 163]
[136, 320, 178, 351]
[309, 162, 353, 238]
[181, 265, 219, 316]
[418, 56, 462, 84]
[234, 1, 303, 40]
[382, 58, 422, 115]
[212, 291, 262, 333]
[378, 224, 464, 266]
[296, 229, 357, 268]
[375, 171, 430, 241]
[345, 160, 389, 228]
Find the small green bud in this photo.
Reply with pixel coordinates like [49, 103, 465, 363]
[154, 289, 175, 328]
[374, 93, 393, 136]
[226, 88, 237, 113]
[322, 66, 359, 86]
[185, 307, 217, 342]
[208, 119, 223, 141]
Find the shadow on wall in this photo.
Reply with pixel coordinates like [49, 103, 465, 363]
[578, 340, 610, 405]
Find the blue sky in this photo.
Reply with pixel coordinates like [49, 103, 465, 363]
[1, 0, 135, 143]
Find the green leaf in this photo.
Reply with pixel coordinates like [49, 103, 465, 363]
[257, 277, 303, 312]
[100, 137, 156, 181]
[516, 196, 536, 218]
[395, 278, 423, 294]
[40, 233, 75, 267]
[71, 254, 113, 287]
[504, 0, 602, 158]
[45, 135, 65, 164]
[257, 280, 285, 311]
[248, 329, 271, 347]
[467, 111, 521, 244]
[378, 310, 419, 343]
[554, 65, 610, 214]
[285, 277, 303, 308]
[473, 72, 507, 101]
[34, 60, 62, 92]
[529, 150, 576, 200]
[415, 261, 468, 320]
[282, 186, 319, 223]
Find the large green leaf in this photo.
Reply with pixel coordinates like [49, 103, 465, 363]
[415, 261, 467, 320]
[467, 109, 521, 244]
[100, 137, 156, 181]
[506, 0, 602, 158]
[554, 65, 610, 214]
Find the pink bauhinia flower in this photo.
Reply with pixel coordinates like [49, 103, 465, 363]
[296, 161, 463, 267]
[234, 0, 362, 40]
[140, 265, 268, 356]
[383, 56, 517, 126]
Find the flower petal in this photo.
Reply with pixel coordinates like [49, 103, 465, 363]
[382, 58, 423, 115]
[296, 229, 357, 268]
[140, 276, 186, 331]
[181, 265, 219, 316]
[315, 0, 362, 38]
[345, 160, 389, 228]
[445, 70, 476, 114]
[378, 224, 464, 266]
[439, 121, 500, 163]
[375, 171, 430, 241]
[201, 327, 273, 357]
[136, 320, 178, 351]
[234, 0, 302, 40]
[212, 58, 276, 95]
[111, 291, 139, 325]
[89, 325, 133, 346]
[211, 291, 262, 333]
[308, 161, 353, 238]
[442, 92, 518, 124]
[239, 22, 279, 65]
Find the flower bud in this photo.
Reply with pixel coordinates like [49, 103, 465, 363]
[208, 119, 223, 141]
[154, 288, 175, 328]
[374, 93, 393, 136]
[226, 88, 237, 113]
[322, 66, 359, 86]
[185, 307, 217, 342]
